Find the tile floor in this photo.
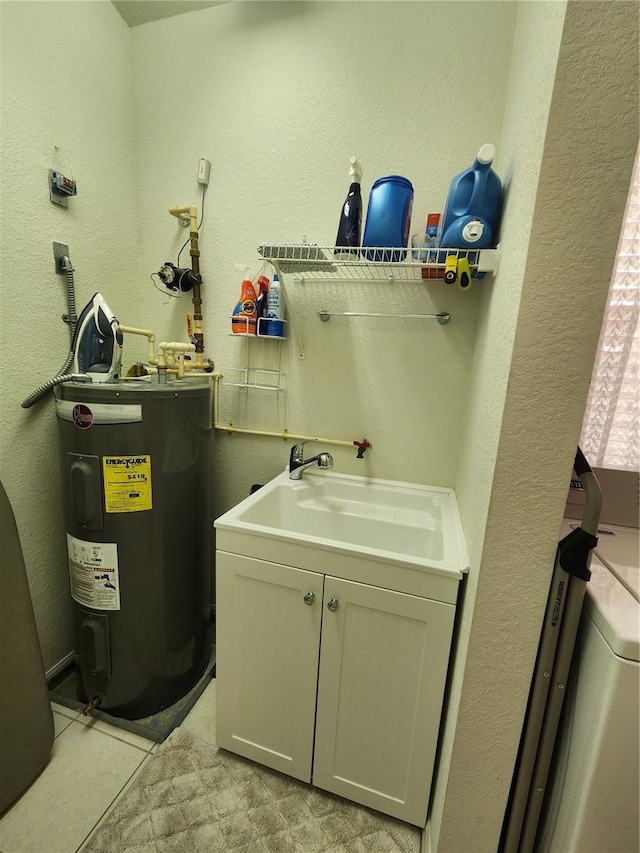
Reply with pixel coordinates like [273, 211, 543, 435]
[0, 679, 217, 853]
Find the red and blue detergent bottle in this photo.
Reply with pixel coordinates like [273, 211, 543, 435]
[231, 267, 258, 334]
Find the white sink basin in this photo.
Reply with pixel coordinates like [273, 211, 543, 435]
[215, 469, 469, 581]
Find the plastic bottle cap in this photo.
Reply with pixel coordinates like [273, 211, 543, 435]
[477, 144, 496, 165]
[462, 219, 485, 243]
[371, 175, 413, 191]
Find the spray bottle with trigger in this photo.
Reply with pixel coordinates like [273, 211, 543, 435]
[334, 156, 363, 258]
[254, 272, 270, 336]
[231, 265, 258, 334]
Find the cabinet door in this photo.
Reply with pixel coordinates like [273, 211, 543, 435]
[313, 577, 456, 826]
[216, 551, 324, 782]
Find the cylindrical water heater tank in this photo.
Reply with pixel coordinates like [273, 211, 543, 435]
[55, 380, 212, 719]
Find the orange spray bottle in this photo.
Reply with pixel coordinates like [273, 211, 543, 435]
[231, 266, 258, 334]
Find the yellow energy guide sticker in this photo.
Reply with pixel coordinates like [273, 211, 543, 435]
[103, 455, 152, 513]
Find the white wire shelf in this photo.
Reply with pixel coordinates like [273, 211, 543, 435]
[258, 243, 498, 280]
[222, 367, 283, 392]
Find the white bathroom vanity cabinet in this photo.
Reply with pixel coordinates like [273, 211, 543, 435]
[214, 469, 468, 827]
[216, 551, 455, 826]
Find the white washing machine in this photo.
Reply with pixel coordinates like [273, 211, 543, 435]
[537, 522, 639, 853]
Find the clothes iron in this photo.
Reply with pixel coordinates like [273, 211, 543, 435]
[71, 293, 123, 382]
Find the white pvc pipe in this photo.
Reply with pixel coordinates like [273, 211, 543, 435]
[159, 341, 196, 353]
[119, 324, 156, 364]
[157, 341, 196, 377]
[211, 373, 355, 448]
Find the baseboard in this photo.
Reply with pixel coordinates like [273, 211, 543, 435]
[422, 821, 432, 853]
[45, 651, 74, 683]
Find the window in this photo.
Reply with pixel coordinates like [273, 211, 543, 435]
[580, 144, 639, 472]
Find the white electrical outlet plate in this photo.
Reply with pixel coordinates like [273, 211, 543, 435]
[197, 158, 211, 186]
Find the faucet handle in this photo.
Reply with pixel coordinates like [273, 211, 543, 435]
[290, 440, 315, 464]
[288, 442, 333, 479]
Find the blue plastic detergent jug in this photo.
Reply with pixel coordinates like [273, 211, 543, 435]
[362, 175, 414, 262]
[438, 144, 502, 249]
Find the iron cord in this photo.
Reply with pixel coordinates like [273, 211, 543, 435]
[20, 366, 88, 409]
[65, 263, 77, 342]
[21, 261, 80, 408]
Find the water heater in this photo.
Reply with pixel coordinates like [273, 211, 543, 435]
[55, 380, 212, 718]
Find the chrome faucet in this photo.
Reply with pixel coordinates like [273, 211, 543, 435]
[289, 441, 334, 480]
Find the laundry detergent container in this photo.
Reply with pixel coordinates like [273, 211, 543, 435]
[362, 175, 414, 261]
[439, 144, 502, 249]
[55, 380, 212, 719]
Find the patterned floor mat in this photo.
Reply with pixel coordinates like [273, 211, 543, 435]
[82, 727, 421, 853]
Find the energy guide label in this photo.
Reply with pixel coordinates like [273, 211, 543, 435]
[67, 535, 120, 611]
[103, 455, 152, 513]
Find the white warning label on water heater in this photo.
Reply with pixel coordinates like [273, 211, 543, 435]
[67, 535, 120, 611]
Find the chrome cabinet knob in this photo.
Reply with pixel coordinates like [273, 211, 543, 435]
[303, 592, 315, 605]
[327, 597, 339, 612]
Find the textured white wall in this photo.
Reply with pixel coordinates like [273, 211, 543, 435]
[429, 3, 567, 847]
[0, 1, 138, 670]
[4, 6, 634, 849]
[429, 3, 639, 850]
[128, 0, 517, 517]
[0, 0, 517, 672]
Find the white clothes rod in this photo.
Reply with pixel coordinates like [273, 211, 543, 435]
[318, 310, 450, 325]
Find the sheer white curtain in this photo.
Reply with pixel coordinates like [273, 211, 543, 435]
[580, 144, 640, 472]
